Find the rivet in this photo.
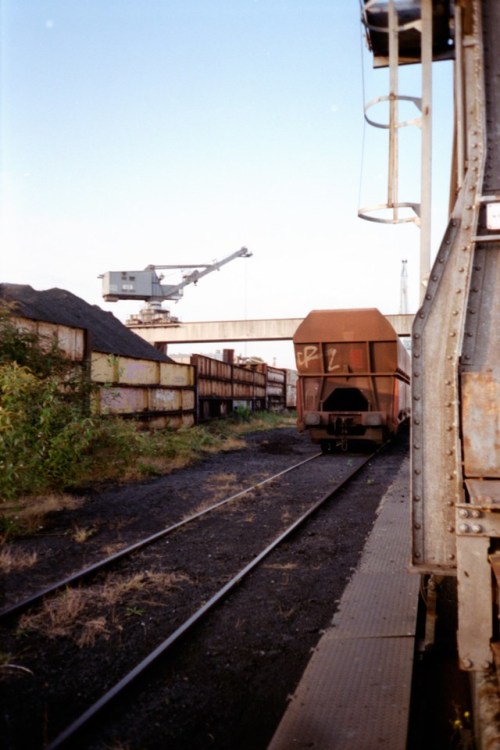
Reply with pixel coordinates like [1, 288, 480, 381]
[448, 473, 454, 479]
[414, 552, 421, 558]
[425, 294, 432, 300]
[471, 524, 483, 534]
[414, 395, 421, 401]
[413, 333, 420, 339]
[414, 418, 420, 425]
[414, 523, 421, 530]
[432, 275, 438, 281]
[450, 331, 456, 337]
[438, 257, 445, 264]
[459, 509, 469, 518]
[413, 372, 420, 377]
[459, 523, 470, 533]
[414, 469, 421, 475]
[413, 495, 421, 502]
[462, 658, 473, 669]
[458, 267, 465, 273]
[448, 553, 455, 560]
[414, 353, 420, 358]
[447, 525, 454, 533]
[471, 510, 481, 519]
[414, 444, 420, 449]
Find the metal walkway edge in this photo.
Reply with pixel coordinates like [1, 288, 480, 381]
[268, 458, 419, 750]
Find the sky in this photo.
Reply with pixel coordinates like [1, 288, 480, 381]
[0, 0, 454, 367]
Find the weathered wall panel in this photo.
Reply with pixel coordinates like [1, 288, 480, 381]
[12, 315, 86, 361]
[160, 362, 195, 387]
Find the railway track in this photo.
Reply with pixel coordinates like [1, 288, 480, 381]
[1, 434, 406, 750]
[0, 453, 321, 622]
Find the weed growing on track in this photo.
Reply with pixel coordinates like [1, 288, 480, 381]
[0, 546, 38, 574]
[17, 571, 192, 647]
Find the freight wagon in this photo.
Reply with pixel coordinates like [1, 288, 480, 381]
[293, 308, 410, 451]
[1, 285, 296, 428]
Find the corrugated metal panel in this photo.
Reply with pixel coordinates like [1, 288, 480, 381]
[192, 354, 232, 381]
[233, 383, 258, 398]
[116, 356, 159, 385]
[197, 379, 232, 398]
[253, 386, 267, 399]
[91, 352, 115, 382]
[96, 386, 148, 414]
[12, 315, 86, 361]
[148, 388, 183, 412]
[159, 362, 194, 387]
[265, 367, 286, 384]
[233, 367, 256, 383]
[182, 390, 196, 410]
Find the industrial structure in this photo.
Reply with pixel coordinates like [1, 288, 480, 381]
[100, 247, 251, 323]
[270, 2, 500, 748]
[364, 0, 500, 741]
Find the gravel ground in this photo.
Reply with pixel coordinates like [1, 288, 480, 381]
[1, 426, 410, 750]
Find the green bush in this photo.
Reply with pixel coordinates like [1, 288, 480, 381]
[0, 304, 294, 501]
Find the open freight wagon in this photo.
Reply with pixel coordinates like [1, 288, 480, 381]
[294, 308, 410, 451]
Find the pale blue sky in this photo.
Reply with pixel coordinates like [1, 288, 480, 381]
[1, 1, 453, 366]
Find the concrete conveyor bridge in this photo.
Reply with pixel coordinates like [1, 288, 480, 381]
[127, 314, 414, 349]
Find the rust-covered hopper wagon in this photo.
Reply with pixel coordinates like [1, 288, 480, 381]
[293, 308, 410, 451]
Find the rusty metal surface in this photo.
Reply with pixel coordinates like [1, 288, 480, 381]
[293, 309, 410, 442]
[461, 240, 500, 478]
[411, 0, 486, 573]
[293, 308, 400, 346]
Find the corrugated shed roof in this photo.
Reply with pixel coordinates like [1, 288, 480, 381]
[0, 284, 172, 363]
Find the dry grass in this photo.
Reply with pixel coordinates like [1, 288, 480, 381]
[263, 562, 299, 571]
[1, 494, 83, 541]
[0, 546, 38, 574]
[19, 588, 86, 639]
[18, 570, 191, 647]
[77, 617, 109, 648]
[71, 525, 97, 543]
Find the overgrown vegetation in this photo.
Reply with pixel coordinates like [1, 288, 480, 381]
[0, 304, 293, 521]
[17, 570, 192, 647]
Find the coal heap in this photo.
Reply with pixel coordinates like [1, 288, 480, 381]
[0, 284, 172, 363]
